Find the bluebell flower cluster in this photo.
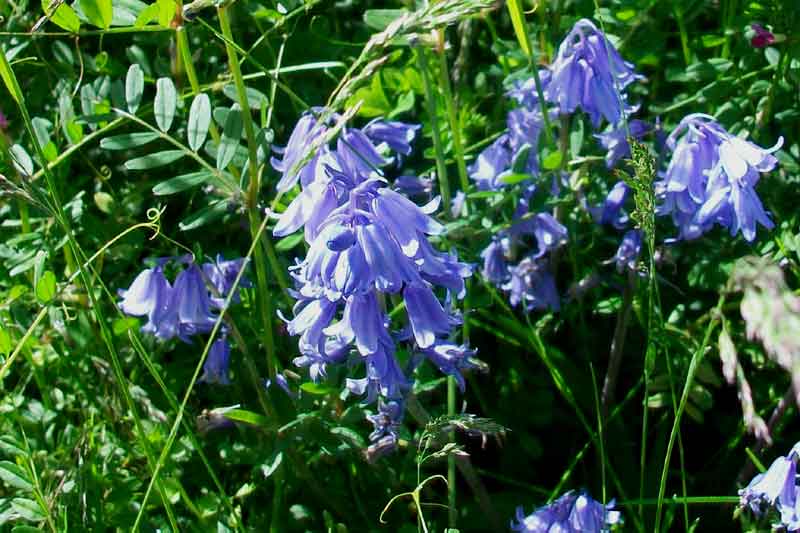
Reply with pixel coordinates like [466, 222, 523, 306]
[546, 19, 643, 127]
[272, 110, 476, 455]
[511, 490, 622, 532]
[118, 255, 249, 385]
[656, 113, 782, 242]
[740, 441, 800, 530]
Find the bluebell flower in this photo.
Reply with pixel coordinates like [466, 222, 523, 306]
[119, 265, 179, 341]
[595, 119, 650, 168]
[413, 341, 479, 391]
[507, 108, 544, 175]
[365, 399, 403, 462]
[468, 134, 512, 191]
[503, 256, 560, 312]
[612, 229, 642, 273]
[265, 373, 295, 398]
[511, 490, 622, 532]
[740, 442, 800, 521]
[507, 70, 552, 109]
[546, 19, 642, 127]
[271, 108, 329, 193]
[363, 119, 420, 159]
[481, 237, 510, 285]
[173, 263, 218, 339]
[394, 174, 434, 198]
[588, 181, 630, 229]
[403, 283, 453, 348]
[657, 113, 782, 242]
[200, 336, 231, 385]
[202, 255, 250, 309]
[451, 190, 467, 218]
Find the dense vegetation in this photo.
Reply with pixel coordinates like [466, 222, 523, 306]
[0, 0, 799, 531]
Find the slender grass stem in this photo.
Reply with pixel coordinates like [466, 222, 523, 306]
[417, 46, 451, 209]
[654, 293, 727, 531]
[601, 270, 636, 417]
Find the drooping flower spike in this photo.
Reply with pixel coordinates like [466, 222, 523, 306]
[546, 18, 643, 127]
[657, 113, 782, 242]
[274, 109, 476, 456]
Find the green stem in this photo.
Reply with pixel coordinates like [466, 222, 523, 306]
[218, 9, 285, 532]
[435, 31, 470, 197]
[674, 6, 691, 67]
[653, 293, 727, 531]
[416, 46, 451, 209]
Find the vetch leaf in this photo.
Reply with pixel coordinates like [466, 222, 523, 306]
[260, 452, 283, 478]
[179, 200, 228, 231]
[152, 170, 213, 196]
[0, 461, 33, 492]
[506, 0, 530, 57]
[10, 144, 34, 176]
[35, 271, 56, 304]
[100, 132, 159, 151]
[157, 0, 176, 27]
[41, 0, 81, 33]
[134, 3, 159, 26]
[79, 0, 113, 29]
[222, 84, 268, 111]
[187, 94, 211, 151]
[125, 64, 144, 114]
[124, 149, 184, 170]
[154, 77, 177, 132]
[542, 150, 563, 171]
[223, 408, 270, 427]
[11, 498, 45, 522]
[93, 191, 115, 214]
[216, 105, 242, 170]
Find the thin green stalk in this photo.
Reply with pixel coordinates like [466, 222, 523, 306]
[218, 9, 285, 531]
[416, 46, 451, 209]
[653, 293, 727, 531]
[218, 4, 279, 378]
[176, 25, 223, 146]
[435, 30, 469, 196]
[506, 0, 554, 146]
[674, 5, 692, 67]
[665, 350, 690, 529]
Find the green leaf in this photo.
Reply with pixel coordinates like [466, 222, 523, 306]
[0, 326, 11, 355]
[300, 382, 337, 395]
[152, 170, 213, 196]
[0, 461, 33, 492]
[79, 0, 113, 29]
[41, 0, 81, 33]
[506, 0, 530, 57]
[222, 84, 268, 111]
[179, 200, 228, 231]
[157, 0, 176, 27]
[93, 191, 115, 214]
[187, 94, 211, 151]
[499, 172, 532, 185]
[260, 452, 283, 478]
[35, 270, 56, 304]
[224, 408, 270, 427]
[0, 49, 24, 104]
[125, 64, 144, 114]
[275, 232, 304, 252]
[134, 2, 159, 26]
[363, 9, 407, 31]
[124, 149, 184, 170]
[510, 143, 532, 174]
[99, 132, 159, 150]
[154, 77, 177, 132]
[112, 317, 139, 336]
[10, 498, 45, 522]
[216, 105, 242, 170]
[542, 150, 563, 171]
[10, 144, 34, 176]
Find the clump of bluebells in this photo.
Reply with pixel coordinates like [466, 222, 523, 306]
[471, 18, 647, 309]
[272, 109, 477, 459]
[739, 441, 800, 530]
[118, 255, 249, 384]
[511, 490, 622, 532]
